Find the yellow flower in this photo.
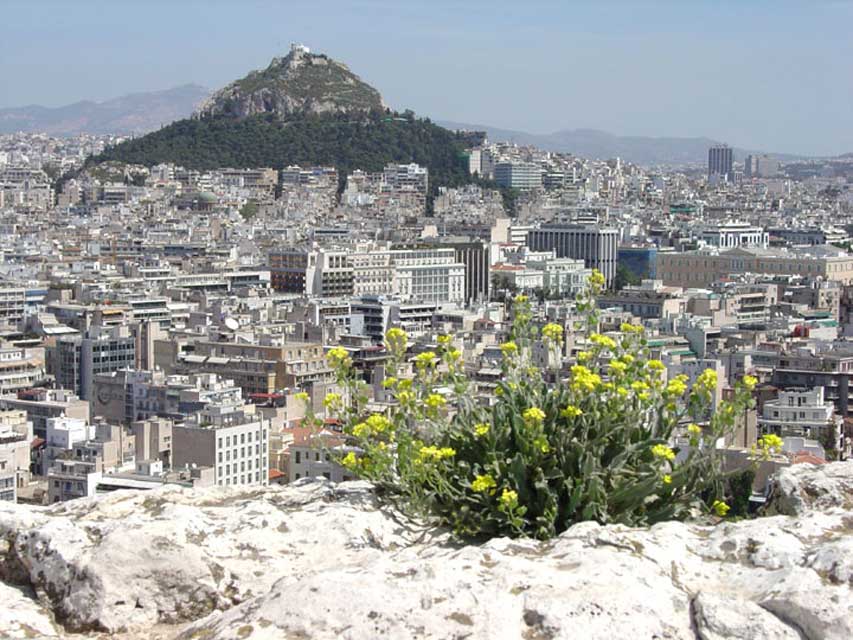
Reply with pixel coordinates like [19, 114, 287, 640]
[561, 405, 583, 418]
[396, 390, 414, 404]
[352, 422, 369, 438]
[712, 500, 730, 517]
[758, 433, 783, 452]
[651, 444, 676, 461]
[341, 452, 358, 469]
[570, 364, 602, 392]
[322, 392, 340, 409]
[514, 294, 529, 304]
[499, 488, 519, 510]
[294, 391, 310, 402]
[365, 414, 391, 432]
[437, 334, 452, 346]
[620, 322, 643, 334]
[471, 474, 497, 493]
[576, 351, 592, 363]
[326, 346, 351, 368]
[386, 327, 407, 342]
[523, 407, 546, 424]
[533, 436, 550, 453]
[609, 360, 628, 375]
[617, 387, 629, 398]
[418, 445, 456, 462]
[425, 393, 446, 410]
[638, 392, 650, 401]
[541, 323, 564, 344]
[646, 359, 665, 373]
[687, 423, 702, 435]
[500, 341, 518, 357]
[620, 354, 635, 364]
[589, 269, 606, 288]
[663, 474, 672, 484]
[474, 422, 490, 437]
[382, 377, 397, 388]
[448, 348, 462, 361]
[742, 375, 757, 391]
[631, 380, 649, 392]
[696, 369, 718, 390]
[590, 333, 617, 350]
[665, 379, 687, 397]
[415, 351, 437, 369]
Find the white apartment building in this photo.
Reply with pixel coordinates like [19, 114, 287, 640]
[392, 248, 465, 304]
[0, 346, 45, 394]
[759, 387, 840, 445]
[0, 287, 26, 328]
[172, 403, 269, 487]
[351, 251, 396, 296]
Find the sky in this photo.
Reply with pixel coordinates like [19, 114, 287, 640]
[2, 0, 852, 156]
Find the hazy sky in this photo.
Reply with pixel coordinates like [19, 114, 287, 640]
[3, 0, 852, 155]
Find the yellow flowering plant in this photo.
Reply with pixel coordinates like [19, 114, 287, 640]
[330, 274, 756, 540]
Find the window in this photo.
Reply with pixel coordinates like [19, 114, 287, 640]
[295, 451, 301, 464]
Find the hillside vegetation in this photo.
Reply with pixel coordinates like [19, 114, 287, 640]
[88, 111, 476, 200]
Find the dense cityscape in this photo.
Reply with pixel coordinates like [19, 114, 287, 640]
[2, 74, 852, 504]
[1, 6, 853, 635]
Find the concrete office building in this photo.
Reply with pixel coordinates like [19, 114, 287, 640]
[708, 145, 734, 181]
[528, 224, 619, 287]
[48, 325, 136, 401]
[494, 162, 542, 190]
[448, 241, 491, 304]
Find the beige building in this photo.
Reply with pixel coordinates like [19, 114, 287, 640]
[657, 247, 853, 288]
[0, 388, 90, 440]
[0, 409, 32, 501]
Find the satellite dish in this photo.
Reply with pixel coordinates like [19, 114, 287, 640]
[224, 317, 239, 331]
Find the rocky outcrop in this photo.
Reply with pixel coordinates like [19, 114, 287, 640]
[1, 462, 852, 639]
[194, 48, 385, 120]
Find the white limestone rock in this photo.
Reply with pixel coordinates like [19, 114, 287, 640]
[766, 461, 853, 515]
[0, 461, 851, 639]
[692, 592, 801, 640]
[0, 582, 60, 639]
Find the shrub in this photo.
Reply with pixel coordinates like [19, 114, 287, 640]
[324, 272, 756, 540]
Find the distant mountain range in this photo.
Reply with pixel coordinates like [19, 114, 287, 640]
[437, 121, 807, 166]
[0, 85, 210, 136]
[2, 81, 831, 165]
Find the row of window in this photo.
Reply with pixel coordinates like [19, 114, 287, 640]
[217, 471, 261, 485]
